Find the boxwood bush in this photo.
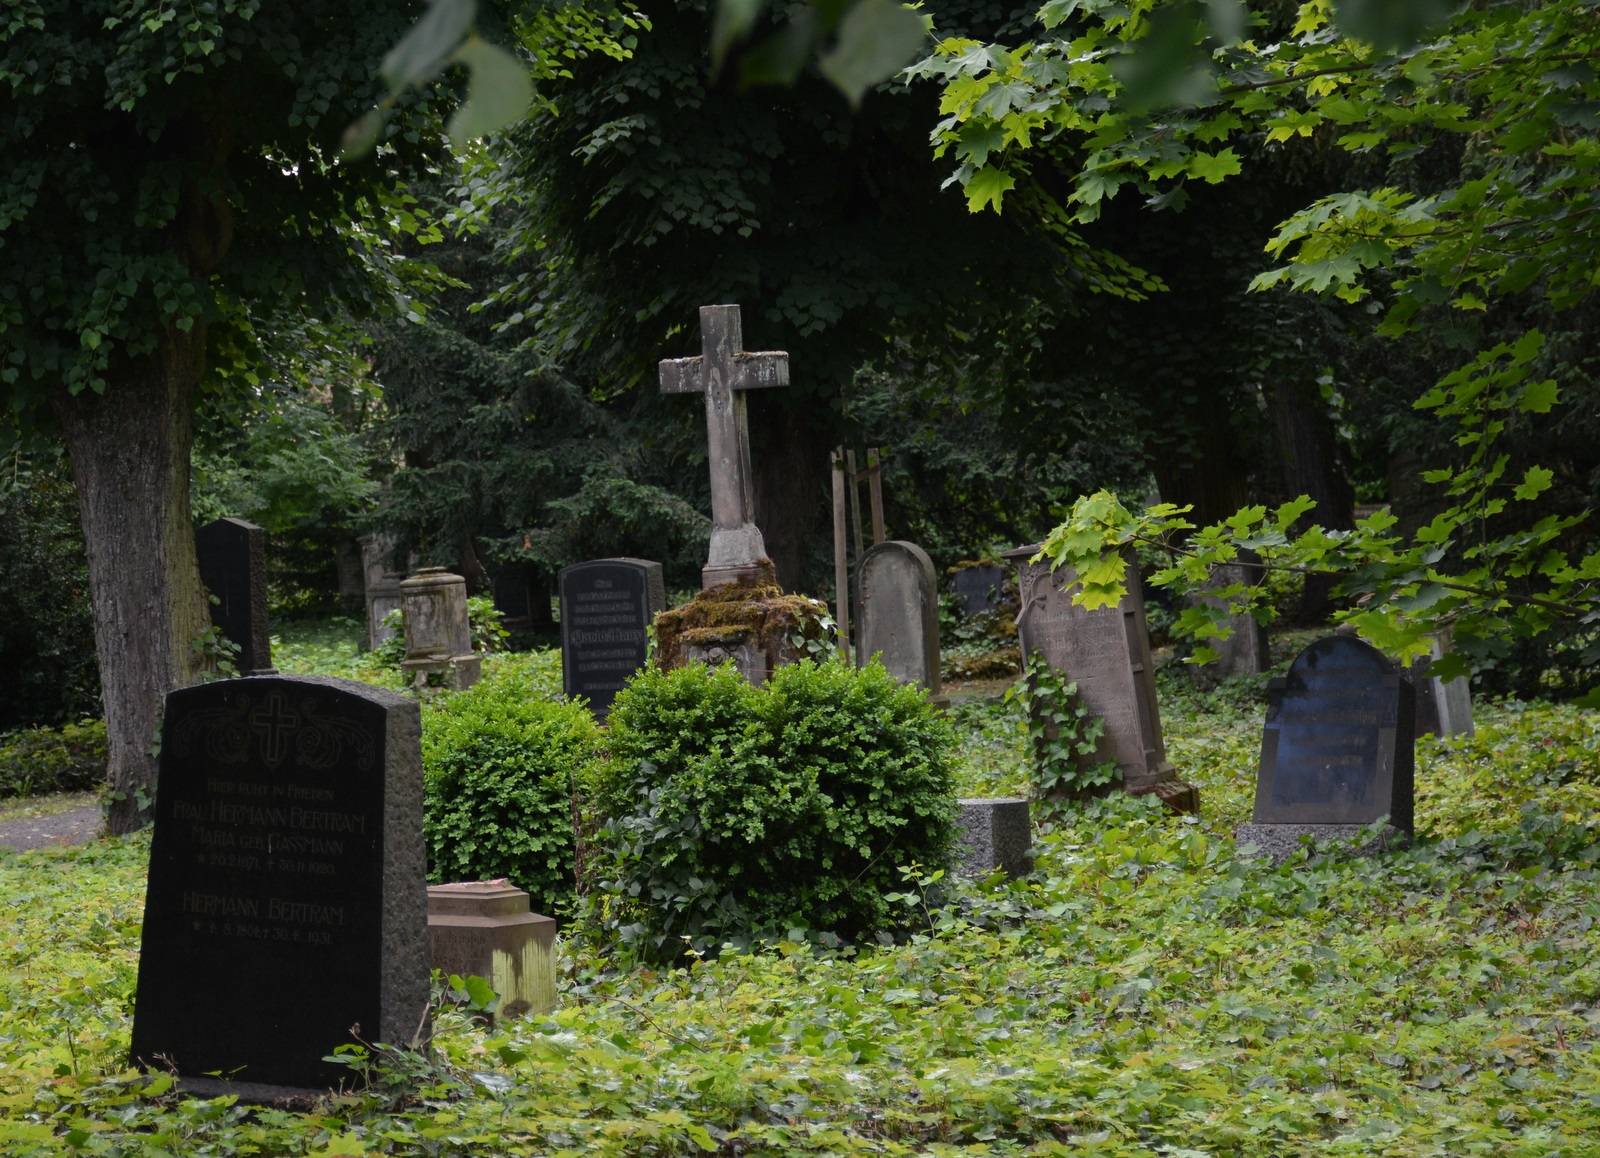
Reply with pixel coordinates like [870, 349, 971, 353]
[593, 658, 958, 959]
[422, 676, 599, 918]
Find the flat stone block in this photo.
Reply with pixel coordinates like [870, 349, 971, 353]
[1234, 822, 1410, 864]
[428, 881, 557, 1020]
[955, 797, 1032, 878]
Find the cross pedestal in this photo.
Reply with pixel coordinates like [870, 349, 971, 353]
[660, 304, 789, 590]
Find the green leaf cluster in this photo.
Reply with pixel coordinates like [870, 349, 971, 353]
[1005, 651, 1120, 803]
[592, 658, 958, 958]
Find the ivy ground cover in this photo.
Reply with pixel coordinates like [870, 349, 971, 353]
[1, 664, 1597, 1156]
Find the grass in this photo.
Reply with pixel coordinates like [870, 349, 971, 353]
[2, 617, 1597, 1155]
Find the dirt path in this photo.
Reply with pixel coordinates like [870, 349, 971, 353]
[0, 806, 102, 852]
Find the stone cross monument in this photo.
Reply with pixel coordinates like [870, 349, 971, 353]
[660, 304, 789, 589]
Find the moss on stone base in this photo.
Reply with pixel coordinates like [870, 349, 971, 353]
[656, 568, 833, 684]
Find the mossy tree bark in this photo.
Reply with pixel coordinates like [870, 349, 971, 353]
[50, 333, 214, 835]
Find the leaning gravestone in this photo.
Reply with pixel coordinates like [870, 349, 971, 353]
[1236, 635, 1415, 861]
[1004, 544, 1198, 812]
[195, 517, 275, 675]
[857, 541, 946, 707]
[559, 558, 666, 719]
[130, 676, 427, 1097]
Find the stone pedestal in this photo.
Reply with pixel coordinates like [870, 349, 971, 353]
[400, 568, 480, 691]
[655, 564, 830, 686]
[955, 798, 1032, 878]
[428, 881, 557, 1021]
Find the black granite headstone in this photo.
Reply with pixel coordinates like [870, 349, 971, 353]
[1253, 636, 1415, 831]
[131, 676, 427, 1095]
[559, 558, 666, 718]
[951, 564, 1005, 617]
[491, 564, 535, 630]
[196, 517, 275, 675]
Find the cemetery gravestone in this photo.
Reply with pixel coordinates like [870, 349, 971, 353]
[1409, 629, 1475, 738]
[955, 798, 1032, 878]
[857, 541, 946, 707]
[492, 563, 549, 633]
[1189, 557, 1270, 681]
[195, 517, 275, 675]
[399, 567, 480, 691]
[951, 563, 1005, 617]
[130, 675, 428, 1096]
[360, 534, 406, 651]
[559, 558, 666, 719]
[1236, 635, 1415, 860]
[1004, 544, 1198, 812]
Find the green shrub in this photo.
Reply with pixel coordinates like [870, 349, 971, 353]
[0, 718, 107, 799]
[422, 677, 600, 917]
[593, 659, 958, 959]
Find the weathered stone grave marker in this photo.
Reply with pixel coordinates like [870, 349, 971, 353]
[428, 881, 557, 1022]
[857, 540, 946, 706]
[360, 534, 406, 651]
[1409, 629, 1475, 738]
[195, 517, 275, 675]
[954, 798, 1032, 878]
[1004, 544, 1198, 812]
[399, 567, 480, 691]
[951, 563, 1005, 617]
[655, 305, 825, 684]
[1188, 557, 1270, 681]
[658, 303, 788, 590]
[559, 558, 665, 718]
[131, 675, 427, 1096]
[1236, 635, 1415, 860]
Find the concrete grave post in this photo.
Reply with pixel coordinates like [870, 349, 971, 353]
[195, 517, 275, 676]
[399, 567, 481, 691]
[856, 540, 946, 707]
[558, 558, 666, 718]
[1004, 544, 1199, 813]
[131, 675, 427, 1099]
[1236, 635, 1415, 860]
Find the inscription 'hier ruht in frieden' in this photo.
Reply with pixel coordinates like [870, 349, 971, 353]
[132, 675, 427, 1094]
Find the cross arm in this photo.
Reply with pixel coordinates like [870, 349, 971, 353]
[658, 351, 791, 394]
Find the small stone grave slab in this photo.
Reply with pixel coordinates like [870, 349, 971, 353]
[1004, 544, 1198, 812]
[1236, 635, 1415, 860]
[857, 541, 946, 707]
[196, 517, 275, 675]
[428, 881, 556, 1021]
[954, 798, 1031, 878]
[951, 564, 1005, 617]
[559, 558, 666, 718]
[130, 675, 427, 1096]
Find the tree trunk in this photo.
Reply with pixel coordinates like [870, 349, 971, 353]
[748, 395, 832, 594]
[1146, 409, 1254, 530]
[51, 332, 213, 835]
[1264, 376, 1355, 625]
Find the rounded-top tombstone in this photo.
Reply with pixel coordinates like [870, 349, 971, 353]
[1254, 635, 1415, 832]
[856, 540, 944, 705]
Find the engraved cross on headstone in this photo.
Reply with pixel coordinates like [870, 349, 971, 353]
[660, 304, 789, 588]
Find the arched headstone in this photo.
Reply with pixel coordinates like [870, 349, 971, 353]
[857, 540, 945, 706]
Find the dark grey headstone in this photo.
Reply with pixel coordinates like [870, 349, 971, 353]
[1253, 636, 1415, 831]
[131, 676, 427, 1094]
[559, 558, 666, 718]
[951, 564, 1005, 617]
[857, 541, 944, 704]
[195, 518, 274, 676]
[955, 798, 1031, 878]
[491, 564, 536, 630]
